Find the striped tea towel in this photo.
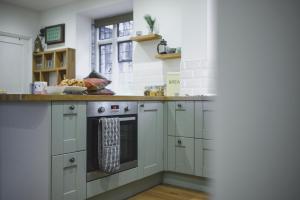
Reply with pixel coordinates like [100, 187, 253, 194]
[98, 117, 120, 173]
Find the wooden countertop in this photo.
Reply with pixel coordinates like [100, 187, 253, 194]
[0, 94, 214, 102]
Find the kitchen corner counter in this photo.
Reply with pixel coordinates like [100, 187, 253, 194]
[0, 94, 215, 102]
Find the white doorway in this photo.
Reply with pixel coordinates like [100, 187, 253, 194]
[0, 34, 31, 93]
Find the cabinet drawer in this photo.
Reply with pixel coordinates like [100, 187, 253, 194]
[175, 137, 195, 175]
[63, 103, 78, 115]
[52, 102, 86, 155]
[52, 151, 86, 200]
[195, 139, 204, 177]
[203, 101, 215, 140]
[175, 101, 194, 138]
[203, 139, 214, 178]
[195, 101, 203, 138]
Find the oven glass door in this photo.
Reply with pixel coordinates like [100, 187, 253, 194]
[87, 115, 137, 181]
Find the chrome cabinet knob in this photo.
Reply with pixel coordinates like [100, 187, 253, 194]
[178, 140, 182, 145]
[140, 104, 144, 108]
[69, 157, 75, 163]
[69, 105, 75, 110]
[178, 104, 182, 108]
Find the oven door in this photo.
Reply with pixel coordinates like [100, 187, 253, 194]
[87, 115, 138, 182]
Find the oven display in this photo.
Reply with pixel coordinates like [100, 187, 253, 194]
[111, 105, 120, 111]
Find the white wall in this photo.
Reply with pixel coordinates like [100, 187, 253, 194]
[40, 0, 131, 79]
[0, 2, 40, 93]
[132, 0, 183, 95]
[0, 2, 40, 39]
[215, 0, 300, 199]
[180, 0, 216, 96]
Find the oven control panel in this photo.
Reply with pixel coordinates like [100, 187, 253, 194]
[87, 102, 138, 117]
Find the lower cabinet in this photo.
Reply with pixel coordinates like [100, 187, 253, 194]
[203, 139, 214, 178]
[52, 151, 86, 200]
[167, 136, 195, 175]
[138, 102, 164, 178]
[195, 139, 204, 177]
[175, 137, 195, 175]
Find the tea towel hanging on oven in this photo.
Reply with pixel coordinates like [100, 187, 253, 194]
[98, 117, 120, 173]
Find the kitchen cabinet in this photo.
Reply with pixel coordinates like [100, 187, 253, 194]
[195, 101, 203, 138]
[138, 102, 164, 178]
[167, 136, 176, 171]
[175, 101, 194, 138]
[203, 139, 214, 178]
[52, 151, 86, 200]
[167, 101, 194, 138]
[175, 137, 195, 175]
[202, 101, 215, 140]
[167, 136, 195, 175]
[52, 102, 86, 155]
[195, 139, 204, 176]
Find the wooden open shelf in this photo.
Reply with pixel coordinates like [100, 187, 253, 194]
[155, 53, 181, 60]
[32, 48, 75, 86]
[131, 34, 162, 42]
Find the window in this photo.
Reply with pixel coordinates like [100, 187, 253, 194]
[118, 41, 132, 62]
[99, 25, 113, 40]
[99, 44, 112, 73]
[97, 20, 133, 75]
[118, 21, 133, 37]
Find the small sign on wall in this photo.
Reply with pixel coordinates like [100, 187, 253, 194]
[166, 72, 180, 96]
[45, 24, 65, 45]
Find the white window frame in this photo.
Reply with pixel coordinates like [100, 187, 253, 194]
[96, 24, 132, 75]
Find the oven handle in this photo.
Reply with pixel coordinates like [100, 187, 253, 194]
[119, 117, 136, 122]
[98, 117, 136, 122]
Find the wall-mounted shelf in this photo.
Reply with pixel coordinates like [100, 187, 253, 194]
[32, 48, 75, 86]
[131, 34, 162, 42]
[155, 53, 181, 60]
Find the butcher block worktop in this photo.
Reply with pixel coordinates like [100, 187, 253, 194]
[0, 94, 214, 102]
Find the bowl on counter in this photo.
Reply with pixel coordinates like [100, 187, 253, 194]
[45, 86, 66, 95]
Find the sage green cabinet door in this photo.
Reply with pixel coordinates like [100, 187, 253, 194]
[195, 101, 203, 138]
[203, 139, 214, 178]
[175, 101, 194, 138]
[52, 151, 86, 200]
[138, 102, 164, 178]
[52, 102, 86, 155]
[175, 137, 195, 175]
[195, 139, 204, 177]
[203, 101, 215, 140]
[167, 136, 176, 171]
[167, 102, 176, 136]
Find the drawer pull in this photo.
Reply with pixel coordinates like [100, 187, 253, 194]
[69, 105, 75, 110]
[177, 104, 182, 108]
[69, 157, 75, 163]
[140, 104, 144, 108]
[178, 139, 182, 145]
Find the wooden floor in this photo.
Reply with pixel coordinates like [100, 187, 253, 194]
[128, 185, 208, 200]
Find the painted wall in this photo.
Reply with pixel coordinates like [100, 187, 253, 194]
[180, 0, 216, 96]
[40, 0, 131, 79]
[0, 2, 40, 39]
[132, 0, 183, 95]
[0, 2, 40, 93]
[215, 0, 300, 199]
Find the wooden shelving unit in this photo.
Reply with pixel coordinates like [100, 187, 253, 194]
[32, 48, 75, 86]
[155, 53, 181, 60]
[131, 34, 162, 42]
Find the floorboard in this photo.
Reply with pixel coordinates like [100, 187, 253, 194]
[128, 184, 208, 200]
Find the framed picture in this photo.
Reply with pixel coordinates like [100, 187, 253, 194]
[45, 24, 65, 45]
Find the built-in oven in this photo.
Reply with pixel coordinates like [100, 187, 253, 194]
[86, 102, 138, 182]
